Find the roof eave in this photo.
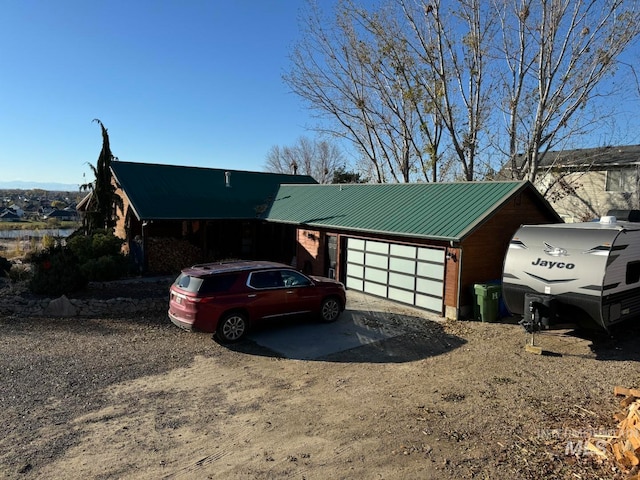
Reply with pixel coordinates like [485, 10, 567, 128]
[266, 218, 460, 242]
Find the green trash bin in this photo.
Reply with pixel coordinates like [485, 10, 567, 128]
[473, 283, 501, 322]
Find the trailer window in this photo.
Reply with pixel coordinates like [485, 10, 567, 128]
[626, 261, 640, 284]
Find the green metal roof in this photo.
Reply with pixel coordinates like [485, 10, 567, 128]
[266, 181, 549, 241]
[111, 161, 317, 220]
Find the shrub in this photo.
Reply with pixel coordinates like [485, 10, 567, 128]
[8, 264, 31, 282]
[66, 230, 127, 281]
[41, 234, 56, 250]
[80, 255, 129, 282]
[67, 230, 124, 263]
[28, 245, 87, 296]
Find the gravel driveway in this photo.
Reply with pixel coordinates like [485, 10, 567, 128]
[2, 287, 640, 479]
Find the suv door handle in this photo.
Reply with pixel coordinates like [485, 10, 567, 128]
[248, 294, 257, 298]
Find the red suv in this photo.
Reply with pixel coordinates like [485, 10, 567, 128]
[168, 260, 346, 342]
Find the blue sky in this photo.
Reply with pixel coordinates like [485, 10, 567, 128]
[2, 1, 640, 189]
[0, 1, 316, 187]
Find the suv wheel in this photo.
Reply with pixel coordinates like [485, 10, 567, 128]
[320, 297, 342, 323]
[216, 312, 248, 343]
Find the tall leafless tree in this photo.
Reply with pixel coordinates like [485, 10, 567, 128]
[284, 0, 447, 182]
[286, 0, 640, 184]
[496, 0, 640, 182]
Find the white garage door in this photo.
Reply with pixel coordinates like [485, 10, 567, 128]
[345, 238, 445, 313]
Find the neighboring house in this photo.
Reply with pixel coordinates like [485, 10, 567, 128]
[109, 161, 317, 274]
[46, 208, 78, 221]
[505, 145, 640, 222]
[0, 209, 20, 222]
[8, 205, 24, 218]
[106, 161, 560, 319]
[266, 181, 560, 320]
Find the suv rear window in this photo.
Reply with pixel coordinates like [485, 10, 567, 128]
[175, 273, 238, 294]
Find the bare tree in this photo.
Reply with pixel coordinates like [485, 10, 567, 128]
[284, 0, 448, 182]
[264, 136, 345, 183]
[286, 0, 640, 185]
[396, 0, 498, 180]
[496, 0, 640, 182]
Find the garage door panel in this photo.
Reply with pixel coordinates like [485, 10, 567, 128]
[364, 267, 388, 283]
[418, 248, 445, 263]
[416, 293, 442, 311]
[366, 240, 390, 254]
[349, 250, 365, 265]
[389, 257, 415, 274]
[346, 276, 363, 290]
[389, 287, 415, 304]
[417, 262, 444, 280]
[366, 253, 389, 269]
[390, 244, 416, 259]
[350, 238, 366, 250]
[364, 281, 387, 297]
[417, 277, 442, 296]
[389, 272, 415, 290]
[348, 264, 364, 279]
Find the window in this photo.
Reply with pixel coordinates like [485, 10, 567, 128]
[606, 169, 636, 192]
[249, 270, 285, 289]
[199, 274, 238, 294]
[174, 273, 203, 293]
[281, 270, 312, 287]
[626, 261, 640, 285]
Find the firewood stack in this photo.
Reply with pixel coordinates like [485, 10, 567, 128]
[608, 386, 640, 478]
[146, 237, 204, 274]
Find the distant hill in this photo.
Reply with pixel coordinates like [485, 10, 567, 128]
[0, 180, 80, 191]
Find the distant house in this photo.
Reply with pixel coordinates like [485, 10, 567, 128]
[0, 210, 20, 222]
[504, 145, 640, 222]
[45, 209, 78, 221]
[8, 205, 24, 218]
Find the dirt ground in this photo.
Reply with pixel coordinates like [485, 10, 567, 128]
[1, 278, 640, 480]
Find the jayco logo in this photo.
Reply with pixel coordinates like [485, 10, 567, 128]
[531, 258, 575, 269]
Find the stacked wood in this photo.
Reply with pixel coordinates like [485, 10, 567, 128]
[607, 386, 640, 478]
[146, 237, 204, 274]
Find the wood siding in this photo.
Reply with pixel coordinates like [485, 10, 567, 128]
[459, 190, 559, 311]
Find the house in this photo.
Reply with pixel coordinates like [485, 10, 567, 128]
[0, 209, 20, 222]
[45, 208, 78, 221]
[508, 145, 640, 222]
[109, 161, 317, 273]
[107, 161, 559, 319]
[7, 205, 24, 218]
[265, 181, 561, 320]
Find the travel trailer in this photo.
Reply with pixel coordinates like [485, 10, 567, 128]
[502, 210, 640, 331]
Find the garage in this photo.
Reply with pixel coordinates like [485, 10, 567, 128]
[345, 238, 445, 313]
[266, 181, 561, 319]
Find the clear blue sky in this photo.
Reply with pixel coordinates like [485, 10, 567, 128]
[0, 1, 316, 187]
[2, 1, 640, 189]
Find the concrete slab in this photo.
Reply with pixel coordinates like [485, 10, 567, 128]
[247, 291, 440, 360]
[248, 309, 407, 360]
